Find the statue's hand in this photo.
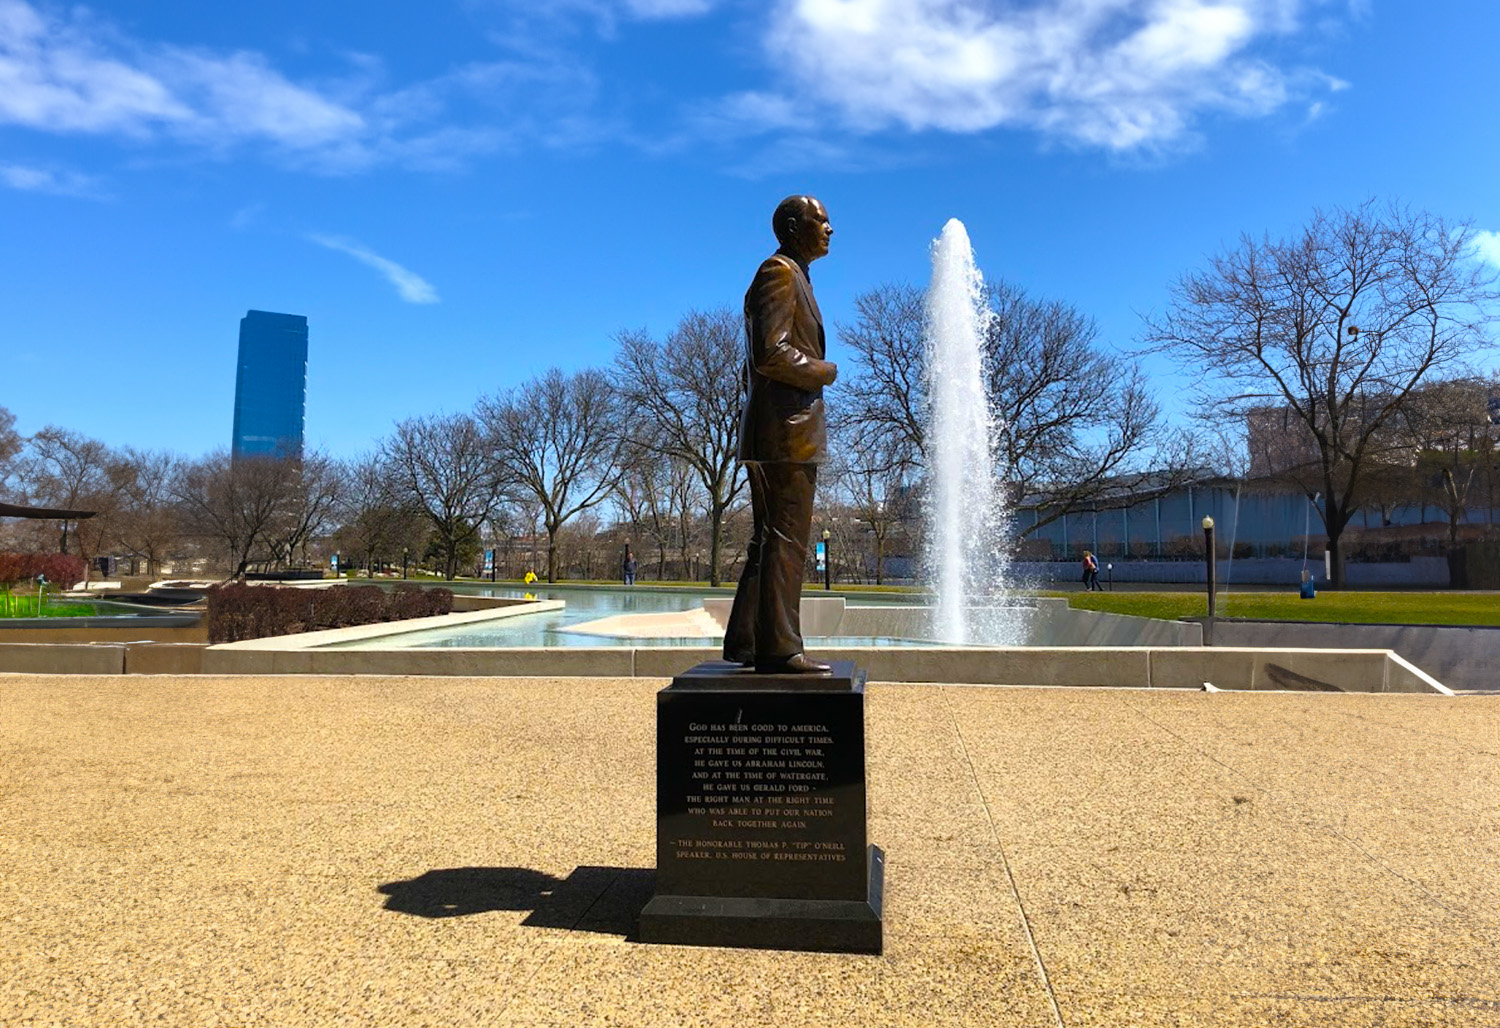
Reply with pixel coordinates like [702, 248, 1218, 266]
[823, 361, 838, 387]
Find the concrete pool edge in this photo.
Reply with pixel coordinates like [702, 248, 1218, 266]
[0, 640, 1452, 692]
[184, 643, 1450, 693]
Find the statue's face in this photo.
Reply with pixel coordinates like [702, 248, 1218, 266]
[791, 201, 833, 261]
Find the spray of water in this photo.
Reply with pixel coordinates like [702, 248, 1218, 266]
[922, 219, 1019, 645]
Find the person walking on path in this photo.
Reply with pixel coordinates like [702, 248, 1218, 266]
[622, 547, 637, 586]
[1081, 550, 1103, 592]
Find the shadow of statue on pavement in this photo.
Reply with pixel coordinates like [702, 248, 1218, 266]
[376, 866, 654, 938]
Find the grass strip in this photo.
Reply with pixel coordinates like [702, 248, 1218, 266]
[1065, 590, 1500, 627]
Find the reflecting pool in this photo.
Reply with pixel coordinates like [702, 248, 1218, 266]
[326, 585, 933, 649]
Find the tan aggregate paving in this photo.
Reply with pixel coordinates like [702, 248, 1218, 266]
[1, 674, 1496, 1027]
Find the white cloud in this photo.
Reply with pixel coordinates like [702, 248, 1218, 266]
[0, 0, 1349, 172]
[0, 161, 104, 197]
[753, 0, 1337, 150]
[162, 50, 365, 149]
[0, 0, 366, 159]
[1472, 230, 1500, 270]
[0, 0, 594, 173]
[0, 0, 189, 132]
[307, 234, 439, 304]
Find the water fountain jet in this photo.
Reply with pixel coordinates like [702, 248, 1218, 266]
[923, 219, 1020, 645]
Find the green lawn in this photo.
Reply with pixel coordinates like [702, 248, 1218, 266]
[1062, 590, 1500, 627]
[0, 591, 97, 619]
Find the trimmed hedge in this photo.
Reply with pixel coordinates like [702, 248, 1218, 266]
[206, 583, 454, 644]
[0, 552, 88, 588]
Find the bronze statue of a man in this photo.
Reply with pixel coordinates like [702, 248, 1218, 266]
[722, 195, 837, 674]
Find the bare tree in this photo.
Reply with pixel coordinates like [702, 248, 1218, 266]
[553, 511, 607, 580]
[835, 281, 1175, 538]
[258, 452, 339, 568]
[478, 368, 626, 583]
[383, 414, 497, 581]
[334, 453, 426, 575]
[14, 427, 117, 558]
[0, 406, 21, 486]
[1146, 199, 1497, 585]
[612, 444, 677, 581]
[110, 448, 183, 575]
[826, 428, 911, 585]
[668, 457, 703, 581]
[173, 452, 301, 577]
[613, 308, 747, 585]
[1399, 377, 1498, 547]
[986, 283, 1175, 528]
[833, 285, 927, 473]
[489, 497, 545, 580]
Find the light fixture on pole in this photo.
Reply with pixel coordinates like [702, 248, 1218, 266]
[822, 528, 832, 591]
[402, 547, 409, 580]
[1202, 515, 1216, 644]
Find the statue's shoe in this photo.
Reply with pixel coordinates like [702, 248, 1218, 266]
[754, 653, 831, 675]
[722, 648, 755, 666]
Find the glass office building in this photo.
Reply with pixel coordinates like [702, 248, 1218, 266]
[231, 310, 308, 460]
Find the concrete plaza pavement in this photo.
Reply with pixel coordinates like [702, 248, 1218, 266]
[2, 673, 1496, 1027]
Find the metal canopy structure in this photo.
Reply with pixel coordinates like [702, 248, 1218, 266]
[0, 502, 97, 521]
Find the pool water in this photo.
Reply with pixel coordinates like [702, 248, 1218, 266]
[327, 585, 933, 649]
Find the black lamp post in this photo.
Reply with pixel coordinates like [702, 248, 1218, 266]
[402, 547, 409, 580]
[822, 528, 832, 591]
[1202, 515, 1216, 645]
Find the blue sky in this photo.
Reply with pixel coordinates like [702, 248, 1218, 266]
[3, 0, 1499, 458]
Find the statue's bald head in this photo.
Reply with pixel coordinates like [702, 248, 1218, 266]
[772, 195, 833, 263]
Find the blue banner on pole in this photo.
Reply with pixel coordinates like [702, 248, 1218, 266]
[815, 540, 826, 571]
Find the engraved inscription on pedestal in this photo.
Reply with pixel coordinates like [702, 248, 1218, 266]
[658, 694, 865, 900]
[641, 661, 883, 954]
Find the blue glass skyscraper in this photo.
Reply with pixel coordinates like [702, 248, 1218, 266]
[231, 310, 308, 460]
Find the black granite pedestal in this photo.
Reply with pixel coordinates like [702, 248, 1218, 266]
[639, 660, 884, 954]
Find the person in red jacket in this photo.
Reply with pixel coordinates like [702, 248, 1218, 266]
[1081, 550, 1103, 591]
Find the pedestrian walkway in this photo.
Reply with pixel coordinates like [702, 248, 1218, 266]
[2, 674, 1495, 1026]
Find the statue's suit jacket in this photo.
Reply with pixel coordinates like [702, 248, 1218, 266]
[737, 252, 836, 465]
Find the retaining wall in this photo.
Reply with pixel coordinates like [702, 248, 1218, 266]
[1027, 604, 1203, 646]
[0, 637, 1448, 693]
[0, 623, 207, 644]
[0, 642, 209, 674]
[1209, 620, 1499, 693]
